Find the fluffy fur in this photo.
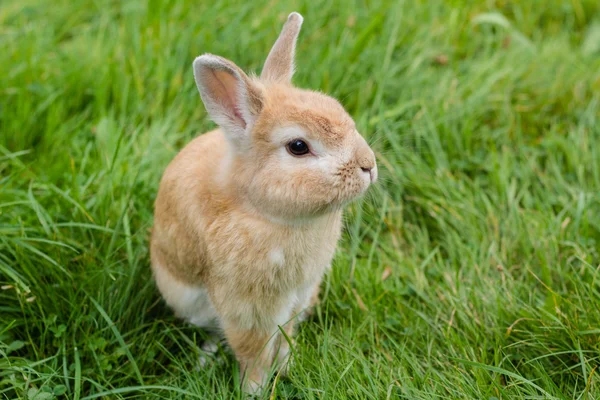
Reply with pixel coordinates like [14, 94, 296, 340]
[150, 12, 377, 394]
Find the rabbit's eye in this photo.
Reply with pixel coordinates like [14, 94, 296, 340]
[287, 139, 310, 156]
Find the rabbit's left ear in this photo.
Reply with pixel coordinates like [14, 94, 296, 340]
[261, 12, 303, 84]
[193, 54, 264, 149]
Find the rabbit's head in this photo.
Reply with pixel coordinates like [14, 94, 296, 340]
[193, 13, 376, 222]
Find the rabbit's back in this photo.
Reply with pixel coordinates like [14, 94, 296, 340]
[151, 129, 227, 285]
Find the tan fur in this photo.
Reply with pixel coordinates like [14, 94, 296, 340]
[150, 12, 376, 394]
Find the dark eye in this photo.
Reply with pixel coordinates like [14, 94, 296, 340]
[286, 139, 310, 156]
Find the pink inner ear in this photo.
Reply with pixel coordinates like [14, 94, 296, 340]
[207, 69, 246, 128]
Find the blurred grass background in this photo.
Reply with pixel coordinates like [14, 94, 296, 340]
[1, 0, 600, 398]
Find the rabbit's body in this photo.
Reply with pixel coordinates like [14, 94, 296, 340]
[151, 128, 341, 332]
[150, 13, 376, 394]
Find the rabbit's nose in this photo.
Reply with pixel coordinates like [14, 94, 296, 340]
[355, 134, 377, 181]
[357, 153, 377, 182]
[360, 165, 377, 183]
[358, 155, 375, 171]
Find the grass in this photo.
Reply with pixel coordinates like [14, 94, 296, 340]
[1, 0, 600, 398]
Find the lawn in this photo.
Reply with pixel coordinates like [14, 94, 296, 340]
[1, 0, 600, 398]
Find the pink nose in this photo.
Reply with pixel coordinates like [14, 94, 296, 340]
[361, 167, 377, 183]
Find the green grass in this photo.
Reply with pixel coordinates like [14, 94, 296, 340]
[1, 0, 600, 398]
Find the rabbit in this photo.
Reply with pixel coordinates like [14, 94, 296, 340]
[150, 12, 377, 394]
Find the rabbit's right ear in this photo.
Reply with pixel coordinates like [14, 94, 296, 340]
[261, 12, 303, 84]
[193, 55, 264, 149]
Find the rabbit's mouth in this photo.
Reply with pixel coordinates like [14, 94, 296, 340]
[330, 172, 375, 204]
[323, 183, 372, 211]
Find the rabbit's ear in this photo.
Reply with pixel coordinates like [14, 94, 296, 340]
[261, 12, 303, 84]
[193, 54, 264, 148]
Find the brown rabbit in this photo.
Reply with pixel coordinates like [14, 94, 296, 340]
[150, 12, 377, 394]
